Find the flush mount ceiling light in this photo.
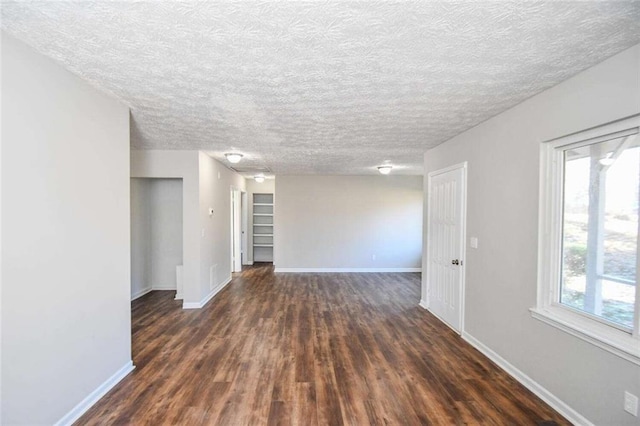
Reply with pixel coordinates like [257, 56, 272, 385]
[254, 175, 265, 183]
[225, 153, 243, 164]
[377, 165, 393, 175]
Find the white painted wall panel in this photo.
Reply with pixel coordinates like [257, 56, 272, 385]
[198, 153, 246, 301]
[1, 34, 131, 424]
[423, 44, 640, 425]
[131, 150, 200, 304]
[130, 179, 151, 298]
[131, 151, 246, 306]
[275, 175, 422, 270]
[149, 179, 182, 290]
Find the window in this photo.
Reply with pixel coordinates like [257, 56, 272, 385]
[533, 115, 640, 365]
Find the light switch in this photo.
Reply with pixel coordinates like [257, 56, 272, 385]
[470, 237, 478, 249]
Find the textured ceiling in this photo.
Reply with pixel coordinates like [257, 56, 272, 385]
[2, 2, 640, 176]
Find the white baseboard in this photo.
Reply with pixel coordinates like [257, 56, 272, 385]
[419, 299, 428, 310]
[54, 360, 134, 426]
[274, 267, 422, 273]
[461, 332, 593, 426]
[174, 292, 183, 300]
[182, 275, 232, 309]
[151, 285, 177, 291]
[131, 287, 152, 301]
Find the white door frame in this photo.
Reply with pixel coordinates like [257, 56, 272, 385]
[241, 191, 248, 265]
[230, 187, 242, 273]
[423, 161, 467, 334]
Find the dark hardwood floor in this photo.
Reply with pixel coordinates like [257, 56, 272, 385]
[77, 264, 569, 425]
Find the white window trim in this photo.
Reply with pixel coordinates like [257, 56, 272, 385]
[531, 114, 640, 366]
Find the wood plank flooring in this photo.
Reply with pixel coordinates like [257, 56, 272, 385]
[77, 264, 569, 425]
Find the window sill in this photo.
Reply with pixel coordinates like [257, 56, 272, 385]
[530, 306, 640, 366]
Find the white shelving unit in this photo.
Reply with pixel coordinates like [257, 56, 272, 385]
[253, 193, 274, 262]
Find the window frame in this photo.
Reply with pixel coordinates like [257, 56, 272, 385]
[532, 114, 640, 366]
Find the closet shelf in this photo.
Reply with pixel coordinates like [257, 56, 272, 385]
[253, 193, 274, 262]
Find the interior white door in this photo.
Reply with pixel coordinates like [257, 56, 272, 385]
[427, 163, 466, 332]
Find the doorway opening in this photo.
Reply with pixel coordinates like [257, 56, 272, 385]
[130, 178, 184, 301]
[230, 187, 245, 273]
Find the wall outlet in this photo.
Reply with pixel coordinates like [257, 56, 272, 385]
[372, 254, 376, 261]
[624, 391, 638, 416]
[470, 237, 478, 249]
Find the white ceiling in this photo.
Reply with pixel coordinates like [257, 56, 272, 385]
[2, 1, 639, 176]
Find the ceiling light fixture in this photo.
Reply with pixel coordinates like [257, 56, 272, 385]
[254, 175, 265, 183]
[225, 153, 243, 164]
[377, 165, 392, 175]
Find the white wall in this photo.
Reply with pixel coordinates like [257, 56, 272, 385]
[275, 175, 422, 271]
[130, 179, 151, 299]
[148, 179, 183, 291]
[423, 44, 640, 425]
[0, 32, 4, 423]
[131, 150, 200, 304]
[130, 178, 183, 299]
[1, 34, 132, 425]
[198, 152, 246, 301]
[246, 178, 276, 264]
[131, 151, 246, 307]
[246, 178, 275, 195]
